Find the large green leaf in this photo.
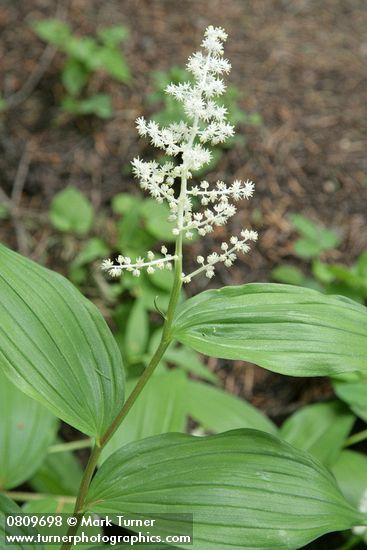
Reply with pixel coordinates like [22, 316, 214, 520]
[186, 380, 277, 435]
[0, 244, 125, 438]
[100, 370, 187, 464]
[0, 495, 44, 549]
[85, 430, 365, 549]
[0, 374, 58, 489]
[280, 400, 354, 466]
[172, 283, 367, 377]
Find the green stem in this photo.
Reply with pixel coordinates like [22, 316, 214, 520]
[60, 444, 102, 550]
[58, 94, 201, 548]
[60, 222, 184, 550]
[48, 438, 93, 454]
[344, 429, 367, 448]
[3, 491, 75, 504]
[101, 232, 183, 447]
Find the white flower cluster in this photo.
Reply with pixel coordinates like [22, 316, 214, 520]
[182, 230, 258, 283]
[102, 26, 258, 282]
[102, 247, 177, 278]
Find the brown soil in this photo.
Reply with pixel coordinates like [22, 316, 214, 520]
[1, 2, 367, 547]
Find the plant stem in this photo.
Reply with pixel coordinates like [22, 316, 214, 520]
[60, 208, 184, 550]
[60, 444, 102, 550]
[48, 438, 93, 454]
[101, 231, 183, 448]
[344, 429, 367, 448]
[3, 491, 75, 504]
[59, 93, 202, 549]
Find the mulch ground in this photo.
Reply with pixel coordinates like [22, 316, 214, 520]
[1, 2, 367, 546]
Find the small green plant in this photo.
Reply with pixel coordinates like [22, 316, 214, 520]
[32, 19, 130, 118]
[147, 65, 261, 174]
[272, 213, 367, 303]
[1, 26, 367, 550]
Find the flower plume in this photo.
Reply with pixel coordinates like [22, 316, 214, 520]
[103, 26, 257, 281]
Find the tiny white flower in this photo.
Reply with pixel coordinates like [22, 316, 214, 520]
[101, 259, 114, 271]
[110, 267, 122, 277]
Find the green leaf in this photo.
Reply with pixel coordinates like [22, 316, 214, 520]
[97, 25, 129, 47]
[49, 186, 94, 235]
[112, 193, 141, 215]
[125, 298, 149, 363]
[23, 499, 100, 550]
[140, 200, 176, 242]
[289, 214, 320, 241]
[86, 430, 365, 549]
[30, 441, 82, 495]
[62, 58, 89, 96]
[290, 215, 341, 258]
[71, 238, 109, 269]
[294, 238, 322, 258]
[0, 495, 44, 549]
[186, 380, 277, 434]
[271, 265, 305, 285]
[164, 347, 219, 384]
[94, 47, 130, 82]
[0, 374, 58, 489]
[65, 36, 98, 65]
[312, 259, 335, 284]
[138, 276, 176, 312]
[332, 450, 367, 508]
[0, 244, 125, 438]
[280, 401, 354, 466]
[149, 267, 175, 292]
[117, 222, 155, 256]
[32, 18, 71, 48]
[319, 228, 341, 251]
[333, 373, 367, 423]
[100, 370, 187, 464]
[62, 94, 113, 119]
[172, 283, 367, 377]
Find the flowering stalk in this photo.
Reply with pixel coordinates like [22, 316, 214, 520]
[62, 26, 257, 550]
[103, 25, 257, 283]
[100, 22, 259, 474]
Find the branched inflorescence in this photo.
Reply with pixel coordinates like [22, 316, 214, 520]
[103, 26, 257, 282]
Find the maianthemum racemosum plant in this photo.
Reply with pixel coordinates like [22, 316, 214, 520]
[1, 26, 367, 550]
